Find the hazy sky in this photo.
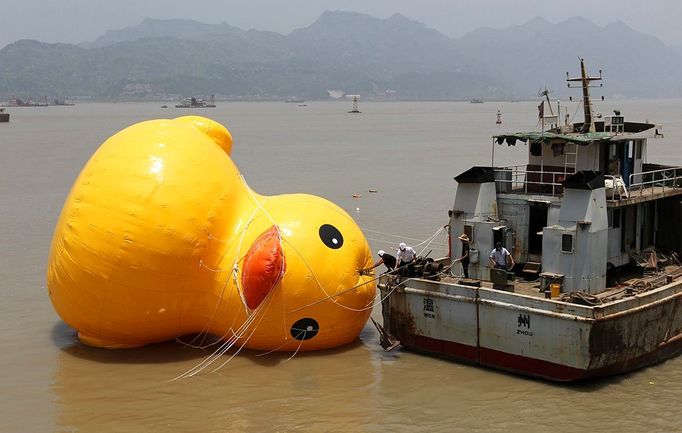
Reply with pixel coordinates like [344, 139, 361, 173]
[1, 0, 681, 49]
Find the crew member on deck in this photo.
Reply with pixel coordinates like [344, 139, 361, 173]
[489, 242, 514, 270]
[396, 242, 417, 276]
[454, 234, 471, 278]
[362, 249, 397, 275]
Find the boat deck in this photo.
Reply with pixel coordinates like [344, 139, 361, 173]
[429, 263, 682, 304]
[606, 185, 682, 207]
[502, 184, 682, 206]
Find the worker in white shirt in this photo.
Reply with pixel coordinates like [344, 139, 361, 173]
[489, 242, 515, 270]
[396, 242, 417, 275]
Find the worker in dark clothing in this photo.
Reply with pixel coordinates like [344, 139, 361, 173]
[361, 250, 397, 275]
[453, 234, 471, 278]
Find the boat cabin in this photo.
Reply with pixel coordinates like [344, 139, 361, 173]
[449, 62, 682, 295]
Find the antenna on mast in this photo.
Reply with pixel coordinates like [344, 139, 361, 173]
[567, 57, 603, 133]
[537, 87, 554, 116]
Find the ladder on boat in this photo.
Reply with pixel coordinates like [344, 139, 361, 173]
[564, 142, 578, 175]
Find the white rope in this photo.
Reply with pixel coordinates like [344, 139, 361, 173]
[364, 228, 448, 248]
[288, 261, 409, 314]
[284, 333, 307, 362]
[287, 225, 449, 314]
[177, 172, 452, 370]
[176, 174, 277, 361]
[363, 228, 429, 243]
[365, 236, 446, 248]
[415, 226, 446, 256]
[186, 197, 266, 348]
[280, 236, 374, 313]
[172, 285, 278, 379]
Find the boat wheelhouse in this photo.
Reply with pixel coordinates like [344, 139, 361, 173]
[377, 59, 682, 381]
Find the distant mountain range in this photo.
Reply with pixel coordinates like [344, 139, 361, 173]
[1, 11, 681, 101]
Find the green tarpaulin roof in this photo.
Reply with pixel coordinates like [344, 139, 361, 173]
[494, 131, 615, 145]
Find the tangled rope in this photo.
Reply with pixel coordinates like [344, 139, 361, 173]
[559, 291, 603, 306]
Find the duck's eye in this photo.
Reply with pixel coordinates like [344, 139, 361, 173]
[319, 224, 343, 249]
[291, 318, 319, 340]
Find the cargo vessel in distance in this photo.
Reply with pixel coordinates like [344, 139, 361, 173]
[377, 58, 682, 382]
[175, 96, 216, 108]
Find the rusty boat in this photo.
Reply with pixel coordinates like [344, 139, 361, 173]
[377, 59, 682, 382]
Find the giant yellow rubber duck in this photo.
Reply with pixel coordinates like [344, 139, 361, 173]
[47, 116, 376, 351]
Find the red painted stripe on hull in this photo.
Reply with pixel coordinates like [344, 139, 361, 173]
[401, 334, 478, 363]
[403, 334, 585, 381]
[402, 332, 682, 381]
[478, 347, 585, 381]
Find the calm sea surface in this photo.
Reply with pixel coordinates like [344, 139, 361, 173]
[1, 100, 681, 432]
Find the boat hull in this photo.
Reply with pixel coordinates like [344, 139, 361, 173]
[380, 277, 682, 382]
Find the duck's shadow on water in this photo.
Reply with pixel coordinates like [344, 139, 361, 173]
[51, 321, 362, 367]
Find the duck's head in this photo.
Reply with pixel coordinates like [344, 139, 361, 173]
[232, 193, 376, 351]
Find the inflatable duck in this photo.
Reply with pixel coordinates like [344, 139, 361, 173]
[47, 116, 376, 351]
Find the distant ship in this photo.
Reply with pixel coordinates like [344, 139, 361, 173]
[285, 98, 305, 103]
[6, 96, 48, 107]
[53, 98, 75, 106]
[175, 96, 216, 108]
[470, 98, 484, 104]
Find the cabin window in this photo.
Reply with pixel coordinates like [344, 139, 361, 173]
[464, 224, 474, 243]
[608, 209, 621, 229]
[561, 233, 574, 253]
[530, 142, 542, 156]
[551, 142, 564, 157]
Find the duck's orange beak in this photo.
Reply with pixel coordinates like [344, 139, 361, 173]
[241, 225, 286, 310]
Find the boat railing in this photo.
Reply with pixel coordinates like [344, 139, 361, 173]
[627, 166, 682, 197]
[496, 165, 682, 199]
[494, 165, 566, 196]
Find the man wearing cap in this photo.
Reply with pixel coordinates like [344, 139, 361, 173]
[396, 242, 417, 275]
[363, 249, 397, 274]
[453, 234, 471, 278]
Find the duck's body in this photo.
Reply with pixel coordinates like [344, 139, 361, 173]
[47, 116, 375, 351]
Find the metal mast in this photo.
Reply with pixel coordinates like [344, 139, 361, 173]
[567, 58, 602, 133]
